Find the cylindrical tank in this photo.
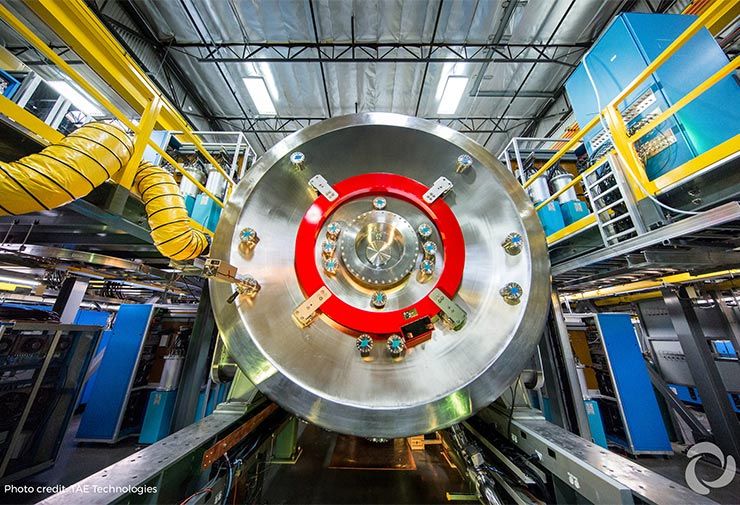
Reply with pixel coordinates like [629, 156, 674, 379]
[210, 113, 550, 438]
[525, 166, 551, 204]
[179, 166, 206, 198]
[204, 164, 228, 199]
[550, 170, 579, 204]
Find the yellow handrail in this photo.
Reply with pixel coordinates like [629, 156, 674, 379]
[630, 55, 740, 143]
[522, 115, 600, 189]
[521, 0, 738, 219]
[534, 163, 600, 211]
[609, 0, 738, 108]
[0, 1, 235, 206]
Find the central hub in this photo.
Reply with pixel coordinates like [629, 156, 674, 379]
[340, 210, 419, 288]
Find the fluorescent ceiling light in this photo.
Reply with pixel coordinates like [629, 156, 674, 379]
[243, 77, 276, 115]
[48, 80, 104, 117]
[0, 275, 40, 287]
[437, 76, 468, 115]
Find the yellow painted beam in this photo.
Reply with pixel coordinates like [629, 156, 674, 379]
[631, 55, 740, 144]
[564, 269, 740, 302]
[609, 0, 739, 107]
[0, 94, 62, 144]
[546, 214, 597, 245]
[594, 291, 662, 306]
[116, 97, 163, 190]
[16, 0, 235, 188]
[653, 134, 740, 194]
[522, 115, 601, 189]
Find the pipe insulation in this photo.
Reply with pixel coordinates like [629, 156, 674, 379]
[0, 122, 208, 261]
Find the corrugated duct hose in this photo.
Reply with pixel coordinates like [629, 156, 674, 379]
[0, 122, 208, 261]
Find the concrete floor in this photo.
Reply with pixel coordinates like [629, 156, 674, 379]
[262, 425, 475, 505]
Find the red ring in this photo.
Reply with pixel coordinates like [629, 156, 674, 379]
[294, 173, 465, 335]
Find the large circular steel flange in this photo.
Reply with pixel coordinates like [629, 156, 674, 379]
[340, 210, 419, 287]
[209, 113, 550, 439]
[293, 172, 465, 335]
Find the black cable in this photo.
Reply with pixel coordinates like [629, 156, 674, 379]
[506, 379, 520, 440]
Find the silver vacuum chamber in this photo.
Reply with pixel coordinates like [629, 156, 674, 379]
[210, 113, 550, 438]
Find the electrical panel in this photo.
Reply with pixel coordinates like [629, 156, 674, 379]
[565, 13, 740, 181]
[569, 313, 672, 455]
[0, 322, 100, 482]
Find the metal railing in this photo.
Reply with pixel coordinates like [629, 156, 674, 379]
[505, 0, 739, 243]
[0, 1, 239, 212]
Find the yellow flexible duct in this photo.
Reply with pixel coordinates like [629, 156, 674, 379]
[0, 122, 131, 214]
[134, 161, 209, 261]
[0, 122, 207, 261]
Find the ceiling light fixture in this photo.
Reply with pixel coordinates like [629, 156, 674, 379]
[48, 80, 104, 117]
[437, 76, 468, 115]
[243, 77, 277, 115]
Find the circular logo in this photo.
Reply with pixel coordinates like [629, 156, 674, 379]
[685, 442, 736, 495]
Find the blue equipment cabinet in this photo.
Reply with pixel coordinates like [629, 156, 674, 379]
[565, 13, 740, 181]
[571, 313, 672, 455]
[76, 304, 156, 443]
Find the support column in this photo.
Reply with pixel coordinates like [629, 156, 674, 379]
[549, 290, 592, 440]
[172, 286, 217, 431]
[662, 287, 740, 463]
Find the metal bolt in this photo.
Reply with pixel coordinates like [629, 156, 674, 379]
[417, 222, 433, 239]
[228, 274, 261, 303]
[422, 241, 437, 258]
[419, 259, 435, 276]
[239, 227, 259, 248]
[290, 151, 305, 170]
[321, 239, 336, 258]
[323, 257, 339, 274]
[356, 334, 374, 356]
[386, 334, 405, 356]
[456, 154, 473, 173]
[372, 196, 387, 210]
[326, 221, 342, 240]
[501, 232, 523, 256]
[371, 290, 387, 309]
[500, 282, 523, 305]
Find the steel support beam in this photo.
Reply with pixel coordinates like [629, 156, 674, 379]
[178, 41, 586, 65]
[172, 287, 218, 431]
[662, 286, 740, 463]
[548, 290, 592, 439]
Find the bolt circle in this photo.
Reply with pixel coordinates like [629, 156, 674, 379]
[502, 232, 523, 255]
[323, 257, 339, 274]
[420, 259, 435, 276]
[386, 334, 405, 356]
[500, 282, 523, 305]
[240, 227, 259, 247]
[321, 240, 337, 257]
[372, 196, 387, 210]
[371, 291, 387, 309]
[417, 222, 433, 239]
[326, 221, 342, 240]
[356, 334, 374, 354]
[422, 241, 437, 257]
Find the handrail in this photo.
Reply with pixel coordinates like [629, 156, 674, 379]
[0, 2, 234, 207]
[629, 55, 740, 143]
[518, 0, 737, 217]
